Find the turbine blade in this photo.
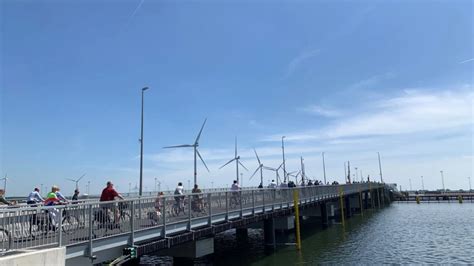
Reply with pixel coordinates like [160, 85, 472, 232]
[263, 166, 275, 171]
[235, 137, 237, 158]
[163, 144, 194, 149]
[253, 148, 261, 165]
[197, 149, 210, 172]
[276, 162, 283, 171]
[249, 166, 261, 180]
[219, 158, 236, 169]
[77, 173, 86, 182]
[238, 161, 248, 171]
[195, 118, 207, 144]
[66, 178, 76, 182]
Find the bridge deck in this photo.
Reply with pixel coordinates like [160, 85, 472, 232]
[0, 183, 386, 260]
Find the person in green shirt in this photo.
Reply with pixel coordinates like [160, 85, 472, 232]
[0, 189, 14, 205]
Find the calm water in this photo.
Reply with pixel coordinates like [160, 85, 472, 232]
[211, 203, 474, 265]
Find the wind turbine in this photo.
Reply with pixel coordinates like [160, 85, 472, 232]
[163, 119, 210, 186]
[267, 163, 284, 185]
[0, 174, 8, 192]
[300, 157, 306, 185]
[66, 173, 86, 190]
[288, 170, 301, 184]
[250, 148, 274, 186]
[220, 137, 248, 185]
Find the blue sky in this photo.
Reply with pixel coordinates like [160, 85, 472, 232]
[1, 0, 473, 196]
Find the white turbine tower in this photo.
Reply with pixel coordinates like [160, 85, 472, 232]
[163, 119, 210, 186]
[0, 174, 9, 193]
[249, 148, 274, 186]
[267, 163, 284, 185]
[66, 173, 86, 190]
[220, 137, 248, 185]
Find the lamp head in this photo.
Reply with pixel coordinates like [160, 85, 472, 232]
[142, 87, 149, 91]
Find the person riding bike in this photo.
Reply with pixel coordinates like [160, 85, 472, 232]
[191, 184, 203, 212]
[99, 181, 124, 224]
[230, 180, 241, 207]
[174, 182, 185, 213]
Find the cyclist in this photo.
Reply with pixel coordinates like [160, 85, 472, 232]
[71, 189, 80, 203]
[100, 181, 124, 223]
[191, 184, 203, 212]
[0, 189, 14, 206]
[268, 180, 277, 189]
[230, 180, 240, 206]
[154, 192, 164, 219]
[44, 186, 66, 230]
[174, 182, 185, 213]
[27, 188, 44, 206]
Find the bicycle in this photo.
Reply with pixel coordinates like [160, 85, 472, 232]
[171, 197, 186, 217]
[29, 205, 79, 238]
[0, 227, 11, 252]
[93, 202, 131, 238]
[229, 192, 241, 209]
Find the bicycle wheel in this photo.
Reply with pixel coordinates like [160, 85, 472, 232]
[62, 215, 80, 235]
[0, 229, 11, 252]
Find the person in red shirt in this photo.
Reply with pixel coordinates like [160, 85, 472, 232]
[100, 181, 124, 223]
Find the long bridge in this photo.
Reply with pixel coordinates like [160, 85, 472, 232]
[0, 183, 392, 265]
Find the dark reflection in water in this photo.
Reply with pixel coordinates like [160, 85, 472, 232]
[142, 203, 474, 265]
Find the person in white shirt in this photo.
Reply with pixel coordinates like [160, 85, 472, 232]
[230, 180, 240, 206]
[27, 188, 44, 205]
[174, 182, 185, 210]
[268, 180, 277, 189]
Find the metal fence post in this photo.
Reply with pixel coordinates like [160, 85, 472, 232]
[58, 207, 63, 247]
[272, 189, 275, 212]
[240, 191, 243, 218]
[225, 192, 229, 222]
[252, 190, 255, 215]
[208, 193, 212, 226]
[87, 204, 94, 259]
[187, 195, 192, 231]
[162, 197, 167, 238]
[130, 201, 135, 245]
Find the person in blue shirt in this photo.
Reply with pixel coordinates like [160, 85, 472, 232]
[27, 188, 44, 205]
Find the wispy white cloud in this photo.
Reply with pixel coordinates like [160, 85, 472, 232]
[265, 87, 473, 142]
[285, 49, 320, 78]
[347, 72, 396, 92]
[301, 105, 342, 118]
[459, 58, 474, 64]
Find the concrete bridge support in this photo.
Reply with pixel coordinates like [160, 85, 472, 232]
[344, 196, 352, 218]
[236, 228, 248, 243]
[364, 191, 369, 209]
[264, 218, 276, 251]
[320, 202, 328, 228]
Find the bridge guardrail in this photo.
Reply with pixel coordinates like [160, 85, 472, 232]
[0, 183, 383, 255]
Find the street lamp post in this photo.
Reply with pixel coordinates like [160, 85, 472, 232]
[281, 136, 287, 182]
[139, 86, 150, 197]
[421, 176, 424, 191]
[468, 176, 472, 192]
[440, 170, 445, 192]
[322, 152, 327, 185]
[377, 152, 383, 183]
[154, 177, 158, 192]
[355, 167, 358, 183]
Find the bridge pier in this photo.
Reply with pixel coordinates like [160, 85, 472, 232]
[156, 237, 214, 259]
[320, 202, 328, 228]
[236, 228, 248, 243]
[344, 196, 352, 218]
[264, 218, 276, 251]
[364, 191, 369, 209]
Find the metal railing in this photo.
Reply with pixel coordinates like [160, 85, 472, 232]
[0, 183, 382, 255]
